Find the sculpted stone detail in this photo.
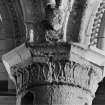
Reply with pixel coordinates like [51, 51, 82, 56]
[3, 43, 105, 105]
[10, 58, 102, 97]
[6, 0, 25, 45]
[90, 1, 105, 47]
[20, 0, 72, 43]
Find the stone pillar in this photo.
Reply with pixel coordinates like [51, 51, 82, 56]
[2, 0, 105, 105]
[2, 43, 105, 105]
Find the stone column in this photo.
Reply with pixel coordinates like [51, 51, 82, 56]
[2, 0, 105, 105]
[2, 43, 105, 105]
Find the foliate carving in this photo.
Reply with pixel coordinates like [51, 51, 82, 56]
[10, 58, 103, 96]
[29, 43, 70, 62]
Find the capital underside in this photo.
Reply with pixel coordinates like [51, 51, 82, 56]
[12, 60, 102, 105]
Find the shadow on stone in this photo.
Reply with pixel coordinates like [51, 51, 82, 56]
[21, 92, 34, 105]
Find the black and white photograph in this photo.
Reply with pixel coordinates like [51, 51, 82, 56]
[0, 0, 105, 105]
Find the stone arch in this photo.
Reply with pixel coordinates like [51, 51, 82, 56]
[88, 0, 105, 49]
[83, 0, 105, 104]
[80, 0, 105, 47]
[94, 4, 105, 50]
[0, 0, 25, 52]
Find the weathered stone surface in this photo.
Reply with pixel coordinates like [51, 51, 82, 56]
[20, 0, 71, 44]
[0, 0, 25, 90]
[2, 0, 105, 105]
[28, 85, 93, 105]
[2, 43, 105, 105]
[2, 44, 32, 84]
[9, 59, 102, 95]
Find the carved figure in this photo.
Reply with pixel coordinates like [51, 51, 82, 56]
[20, 0, 71, 43]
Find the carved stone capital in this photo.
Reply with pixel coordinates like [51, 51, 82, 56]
[2, 43, 105, 105]
[2, 0, 105, 105]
